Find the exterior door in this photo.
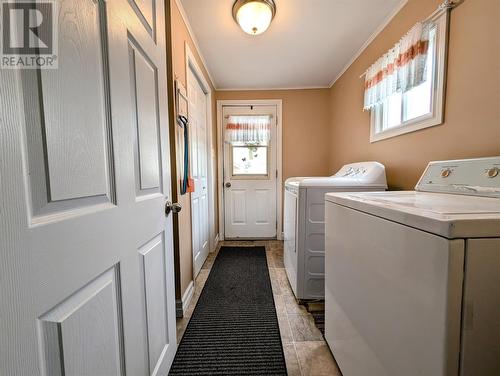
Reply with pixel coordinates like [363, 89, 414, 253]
[188, 68, 210, 277]
[223, 105, 278, 239]
[0, 0, 177, 375]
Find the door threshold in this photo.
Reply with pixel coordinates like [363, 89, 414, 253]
[223, 237, 278, 241]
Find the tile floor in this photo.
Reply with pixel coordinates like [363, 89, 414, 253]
[175, 240, 342, 376]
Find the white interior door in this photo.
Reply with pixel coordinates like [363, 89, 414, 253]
[188, 68, 210, 277]
[0, 0, 177, 374]
[223, 106, 277, 239]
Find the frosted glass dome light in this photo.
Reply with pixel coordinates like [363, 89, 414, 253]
[233, 0, 276, 35]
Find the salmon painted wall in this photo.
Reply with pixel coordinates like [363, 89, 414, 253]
[215, 89, 332, 181]
[168, 0, 217, 300]
[328, 0, 500, 189]
[170, 0, 500, 299]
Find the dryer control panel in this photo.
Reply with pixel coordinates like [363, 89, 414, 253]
[416, 157, 500, 198]
[333, 161, 387, 184]
[339, 166, 368, 178]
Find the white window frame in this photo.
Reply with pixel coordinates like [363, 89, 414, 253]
[370, 11, 449, 143]
[230, 144, 271, 179]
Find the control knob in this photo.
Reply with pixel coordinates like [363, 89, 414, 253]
[441, 169, 452, 178]
[486, 167, 499, 178]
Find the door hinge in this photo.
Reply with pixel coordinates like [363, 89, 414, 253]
[276, 170, 278, 178]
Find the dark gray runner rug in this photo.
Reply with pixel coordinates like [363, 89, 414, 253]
[169, 246, 287, 375]
[311, 311, 325, 336]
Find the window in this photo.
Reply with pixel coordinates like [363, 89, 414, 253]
[225, 114, 271, 177]
[231, 144, 268, 176]
[370, 12, 448, 142]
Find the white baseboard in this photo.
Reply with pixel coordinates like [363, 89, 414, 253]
[176, 280, 194, 318]
[212, 234, 220, 252]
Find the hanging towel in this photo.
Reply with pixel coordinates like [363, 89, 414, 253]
[177, 115, 192, 195]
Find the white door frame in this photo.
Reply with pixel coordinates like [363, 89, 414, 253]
[217, 99, 283, 241]
[185, 43, 217, 255]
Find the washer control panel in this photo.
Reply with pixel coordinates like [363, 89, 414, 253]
[416, 157, 500, 198]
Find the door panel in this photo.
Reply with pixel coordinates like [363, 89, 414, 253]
[21, 0, 114, 219]
[138, 234, 170, 373]
[188, 68, 210, 277]
[231, 189, 247, 224]
[129, 39, 161, 191]
[192, 196, 201, 264]
[255, 188, 272, 224]
[38, 267, 123, 376]
[42, 0, 111, 202]
[131, 0, 154, 28]
[223, 106, 277, 239]
[0, 0, 176, 374]
[129, 0, 156, 39]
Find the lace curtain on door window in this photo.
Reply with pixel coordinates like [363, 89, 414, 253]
[363, 21, 432, 110]
[225, 116, 271, 145]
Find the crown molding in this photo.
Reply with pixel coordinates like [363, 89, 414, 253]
[174, 0, 408, 92]
[173, 0, 217, 89]
[216, 85, 330, 92]
[328, 0, 408, 88]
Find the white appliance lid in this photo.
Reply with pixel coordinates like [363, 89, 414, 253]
[284, 177, 307, 187]
[326, 157, 500, 238]
[285, 161, 387, 189]
[328, 193, 500, 243]
[326, 191, 500, 238]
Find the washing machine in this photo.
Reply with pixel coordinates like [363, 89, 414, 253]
[324, 157, 500, 376]
[284, 162, 387, 301]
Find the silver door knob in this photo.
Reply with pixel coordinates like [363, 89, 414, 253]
[225, 182, 232, 188]
[165, 201, 182, 216]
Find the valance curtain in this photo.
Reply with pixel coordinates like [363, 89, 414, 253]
[225, 115, 271, 145]
[363, 21, 432, 110]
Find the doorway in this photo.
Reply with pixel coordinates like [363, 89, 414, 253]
[218, 100, 283, 240]
[186, 46, 214, 278]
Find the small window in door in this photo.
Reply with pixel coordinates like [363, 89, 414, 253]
[231, 144, 268, 176]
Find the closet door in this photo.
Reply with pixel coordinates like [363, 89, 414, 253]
[188, 67, 210, 277]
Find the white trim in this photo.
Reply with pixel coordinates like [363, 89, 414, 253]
[212, 233, 219, 252]
[175, 0, 409, 91]
[329, 0, 409, 87]
[174, 0, 216, 89]
[216, 85, 330, 91]
[185, 42, 217, 275]
[217, 102, 224, 240]
[217, 99, 283, 241]
[370, 113, 440, 142]
[369, 9, 449, 142]
[276, 102, 283, 240]
[176, 280, 194, 317]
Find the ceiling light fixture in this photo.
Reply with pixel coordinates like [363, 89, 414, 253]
[232, 0, 276, 36]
